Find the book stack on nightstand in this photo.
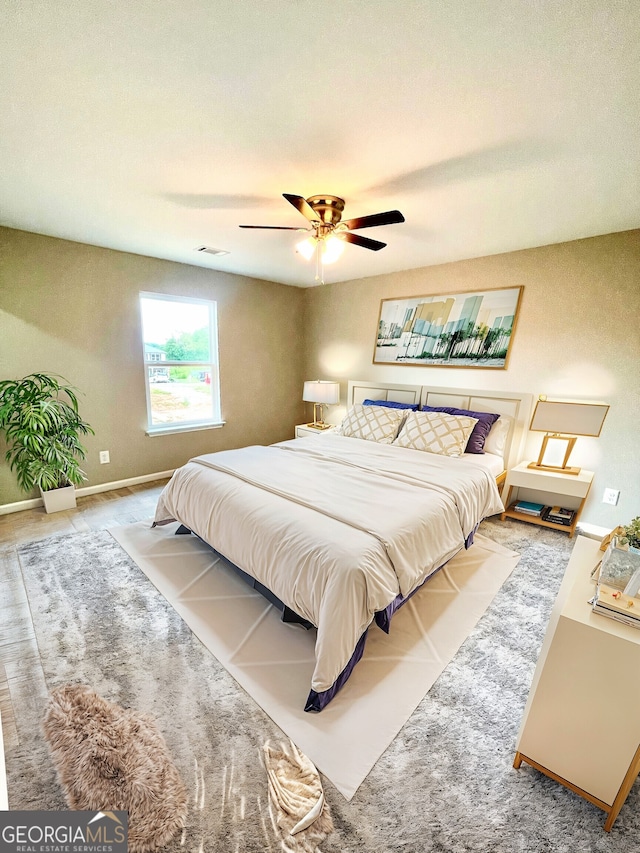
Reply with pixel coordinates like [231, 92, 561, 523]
[513, 500, 545, 518]
[541, 505, 576, 527]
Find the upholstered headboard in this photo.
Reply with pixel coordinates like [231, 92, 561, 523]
[346, 380, 533, 472]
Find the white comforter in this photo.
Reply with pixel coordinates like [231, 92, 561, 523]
[153, 434, 504, 694]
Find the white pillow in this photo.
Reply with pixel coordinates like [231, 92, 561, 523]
[483, 415, 512, 457]
[336, 404, 407, 444]
[393, 410, 478, 457]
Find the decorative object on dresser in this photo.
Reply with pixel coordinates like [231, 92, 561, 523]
[528, 396, 609, 475]
[619, 516, 640, 551]
[373, 286, 523, 369]
[500, 461, 593, 537]
[592, 523, 640, 628]
[514, 535, 640, 831]
[302, 379, 340, 429]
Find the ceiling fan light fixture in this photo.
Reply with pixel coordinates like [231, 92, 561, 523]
[321, 235, 345, 264]
[242, 192, 405, 281]
[296, 236, 317, 260]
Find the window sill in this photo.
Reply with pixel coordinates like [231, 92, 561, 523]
[146, 421, 225, 437]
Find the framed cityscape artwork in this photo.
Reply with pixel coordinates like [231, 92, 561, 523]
[373, 286, 523, 369]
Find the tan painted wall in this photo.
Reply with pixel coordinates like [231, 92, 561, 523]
[0, 228, 305, 505]
[302, 230, 640, 528]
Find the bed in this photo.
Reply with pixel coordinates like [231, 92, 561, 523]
[153, 381, 532, 711]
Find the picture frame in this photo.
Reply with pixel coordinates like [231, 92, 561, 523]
[373, 285, 523, 369]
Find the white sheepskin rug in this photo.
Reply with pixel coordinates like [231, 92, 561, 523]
[263, 740, 333, 852]
[42, 684, 188, 853]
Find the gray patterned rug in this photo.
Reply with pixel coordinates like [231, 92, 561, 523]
[8, 519, 640, 852]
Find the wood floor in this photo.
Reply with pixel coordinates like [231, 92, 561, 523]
[0, 479, 170, 759]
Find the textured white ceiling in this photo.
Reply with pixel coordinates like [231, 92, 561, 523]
[1, 1, 638, 287]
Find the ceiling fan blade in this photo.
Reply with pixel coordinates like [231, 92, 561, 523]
[283, 193, 320, 223]
[239, 225, 307, 230]
[341, 210, 405, 230]
[341, 232, 387, 251]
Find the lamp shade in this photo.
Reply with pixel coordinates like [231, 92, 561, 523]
[303, 380, 340, 405]
[529, 399, 609, 436]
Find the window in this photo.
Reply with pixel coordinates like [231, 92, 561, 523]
[140, 293, 222, 434]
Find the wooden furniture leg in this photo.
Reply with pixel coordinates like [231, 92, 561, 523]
[515, 747, 640, 832]
[604, 743, 640, 832]
[500, 485, 514, 521]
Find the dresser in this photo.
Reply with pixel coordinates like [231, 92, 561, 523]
[514, 535, 640, 830]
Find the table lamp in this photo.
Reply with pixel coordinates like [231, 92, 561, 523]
[303, 380, 340, 429]
[528, 397, 609, 475]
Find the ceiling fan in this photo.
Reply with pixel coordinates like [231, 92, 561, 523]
[239, 193, 405, 281]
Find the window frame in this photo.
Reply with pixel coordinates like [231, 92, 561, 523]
[140, 292, 223, 436]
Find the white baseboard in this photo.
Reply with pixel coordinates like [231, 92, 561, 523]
[0, 710, 7, 809]
[0, 470, 174, 516]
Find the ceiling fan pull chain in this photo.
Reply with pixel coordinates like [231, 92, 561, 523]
[315, 241, 323, 283]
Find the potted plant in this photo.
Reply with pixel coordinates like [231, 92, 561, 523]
[619, 517, 640, 553]
[0, 373, 94, 513]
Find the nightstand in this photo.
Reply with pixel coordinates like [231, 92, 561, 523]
[500, 461, 594, 537]
[294, 423, 334, 439]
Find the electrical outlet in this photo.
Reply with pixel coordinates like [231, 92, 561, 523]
[99, 450, 110, 464]
[602, 488, 620, 506]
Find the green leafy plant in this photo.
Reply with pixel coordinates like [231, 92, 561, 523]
[620, 517, 640, 551]
[0, 373, 94, 492]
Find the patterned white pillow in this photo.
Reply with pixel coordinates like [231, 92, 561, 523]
[393, 410, 479, 457]
[336, 404, 407, 444]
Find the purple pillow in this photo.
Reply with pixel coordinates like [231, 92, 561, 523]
[421, 406, 500, 454]
[363, 399, 418, 411]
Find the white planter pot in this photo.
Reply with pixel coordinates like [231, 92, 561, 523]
[40, 485, 77, 514]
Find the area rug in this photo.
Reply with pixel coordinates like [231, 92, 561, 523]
[110, 520, 519, 799]
[10, 520, 640, 851]
[11, 528, 329, 853]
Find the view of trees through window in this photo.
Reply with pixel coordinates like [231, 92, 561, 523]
[163, 328, 209, 362]
[140, 293, 221, 430]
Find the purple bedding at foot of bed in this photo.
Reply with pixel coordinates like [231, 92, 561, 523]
[304, 631, 368, 712]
